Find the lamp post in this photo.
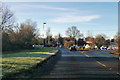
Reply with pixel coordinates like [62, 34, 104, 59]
[43, 23, 46, 46]
[43, 23, 46, 31]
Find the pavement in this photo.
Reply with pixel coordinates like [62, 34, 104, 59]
[30, 48, 120, 79]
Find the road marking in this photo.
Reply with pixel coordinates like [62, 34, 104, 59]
[85, 54, 89, 57]
[80, 52, 83, 53]
[80, 52, 89, 57]
[96, 61, 106, 67]
[117, 72, 120, 75]
[109, 68, 112, 70]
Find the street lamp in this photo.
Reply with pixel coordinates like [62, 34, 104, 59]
[43, 23, 46, 46]
[43, 23, 46, 31]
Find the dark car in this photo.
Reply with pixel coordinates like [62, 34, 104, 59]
[69, 46, 77, 51]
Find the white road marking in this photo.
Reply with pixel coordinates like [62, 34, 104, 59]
[82, 51, 107, 68]
[117, 72, 120, 75]
[85, 54, 89, 57]
[81, 52, 83, 53]
[96, 61, 106, 67]
[109, 68, 112, 70]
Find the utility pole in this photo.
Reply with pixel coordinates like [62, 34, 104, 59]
[118, 2, 120, 76]
[118, 33, 120, 60]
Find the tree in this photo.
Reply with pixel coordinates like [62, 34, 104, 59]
[114, 33, 119, 43]
[78, 38, 85, 46]
[38, 38, 44, 45]
[1, 4, 16, 51]
[58, 33, 63, 46]
[2, 19, 37, 51]
[0, 4, 15, 31]
[18, 19, 37, 49]
[64, 40, 75, 48]
[46, 27, 52, 37]
[2, 31, 11, 51]
[87, 30, 93, 37]
[111, 39, 115, 42]
[66, 26, 81, 39]
[85, 36, 94, 42]
[95, 34, 105, 49]
[105, 39, 110, 47]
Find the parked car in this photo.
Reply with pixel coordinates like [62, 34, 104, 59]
[69, 46, 77, 51]
[100, 46, 107, 50]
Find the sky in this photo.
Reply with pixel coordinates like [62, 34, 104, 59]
[2, 0, 120, 2]
[5, 2, 118, 39]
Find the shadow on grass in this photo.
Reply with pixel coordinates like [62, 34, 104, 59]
[2, 47, 59, 78]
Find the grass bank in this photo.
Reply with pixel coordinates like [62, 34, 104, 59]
[1, 47, 58, 78]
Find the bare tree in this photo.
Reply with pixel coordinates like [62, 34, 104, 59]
[85, 36, 94, 42]
[46, 27, 52, 37]
[66, 26, 81, 39]
[87, 30, 93, 37]
[45, 27, 53, 46]
[0, 4, 15, 31]
[18, 19, 37, 49]
[0, 2, 2, 40]
[95, 34, 106, 49]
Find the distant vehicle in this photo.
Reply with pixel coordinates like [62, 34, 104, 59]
[69, 46, 77, 51]
[100, 46, 107, 50]
[107, 42, 117, 50]
[107, 46, 117, 50]
[85, 44, 90, 49]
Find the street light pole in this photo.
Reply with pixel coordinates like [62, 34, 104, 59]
[118, 34, 120, 60]
[43, 23, 46, 46]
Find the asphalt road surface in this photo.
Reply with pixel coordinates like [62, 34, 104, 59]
[31, 48, 119, 79]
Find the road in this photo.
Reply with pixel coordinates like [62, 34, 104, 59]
[31, 48, 119, 79]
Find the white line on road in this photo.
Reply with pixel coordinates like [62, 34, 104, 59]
[96, 61, 106, 67]
[81, 52, 107, 68]
[85, 54, 89, 57]
[117, 72, 120, 75]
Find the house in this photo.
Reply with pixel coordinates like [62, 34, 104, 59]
[85, 44, 91, 49]
[85, 41, 95, 49]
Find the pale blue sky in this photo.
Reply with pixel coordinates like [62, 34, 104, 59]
[6, 2, 118, 39]
[3, 0, 120, 2]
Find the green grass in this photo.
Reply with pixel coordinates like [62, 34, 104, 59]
[1, 47, 58, 78]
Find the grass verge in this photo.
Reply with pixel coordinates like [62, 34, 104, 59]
[1, 47, 58, 78]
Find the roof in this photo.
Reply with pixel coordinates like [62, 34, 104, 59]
[86, 41, 93, 44]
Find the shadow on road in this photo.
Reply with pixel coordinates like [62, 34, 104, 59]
[29, 48, 119, 79]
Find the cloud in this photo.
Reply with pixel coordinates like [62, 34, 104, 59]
[10, 3, 69, 11]
[51, 15, 100, 23]
[8, 3, 101, 23]
[35, 5, 69, 11]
